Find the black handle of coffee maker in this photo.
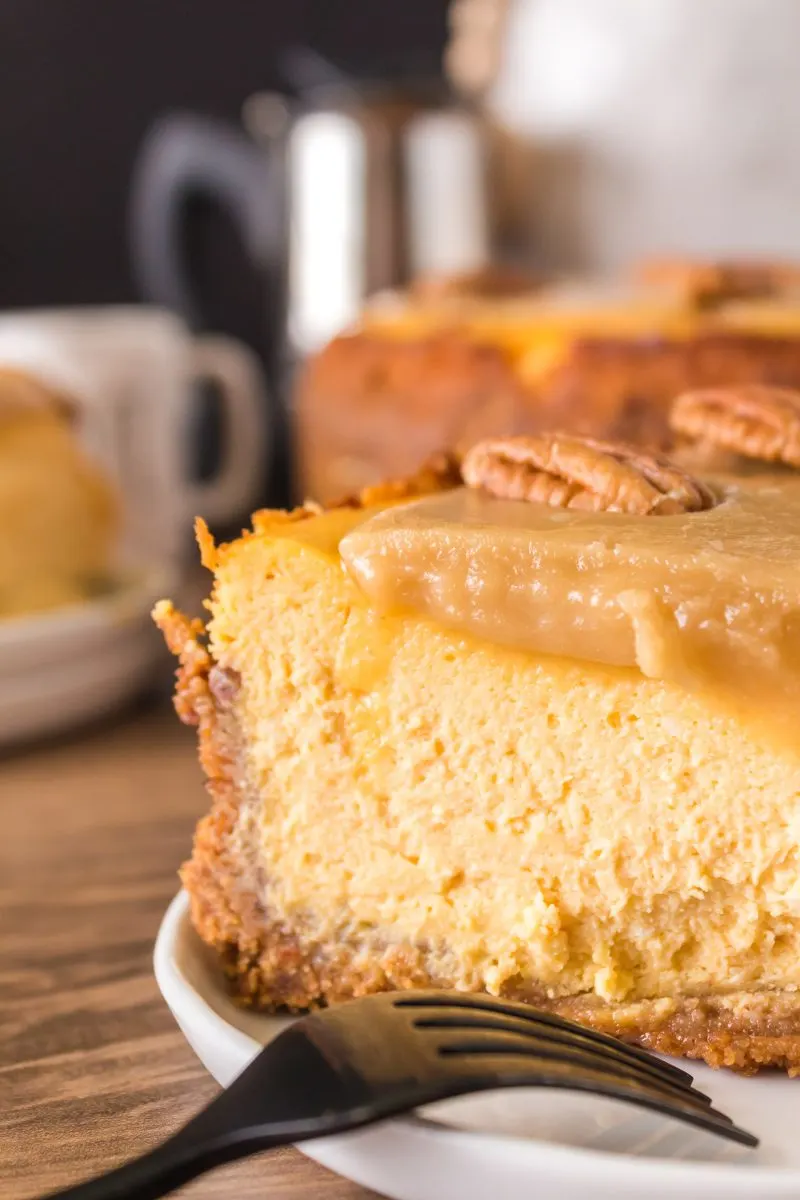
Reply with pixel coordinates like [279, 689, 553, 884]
[129, 112, 280, 333]
[128, 112, 293, 509]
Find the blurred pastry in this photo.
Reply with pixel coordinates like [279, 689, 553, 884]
[0, 368, 118, 618]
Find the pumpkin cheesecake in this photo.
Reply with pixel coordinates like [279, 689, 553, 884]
[156, 390, 800, 1074]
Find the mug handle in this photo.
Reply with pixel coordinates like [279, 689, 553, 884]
[129, 113, 277, 331]
[186, 334, 271, 525]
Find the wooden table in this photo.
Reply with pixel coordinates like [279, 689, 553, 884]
[0, 703, 380, 1199]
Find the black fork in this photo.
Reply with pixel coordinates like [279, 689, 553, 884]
[38, 990, 758, 1200]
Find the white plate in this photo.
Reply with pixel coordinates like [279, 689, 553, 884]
[0, 568, 173, 747]
[155, 891, 800, 1200]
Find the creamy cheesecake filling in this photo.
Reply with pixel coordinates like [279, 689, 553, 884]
[205, 512, 800, 1009]
[340, 480, 800, 748]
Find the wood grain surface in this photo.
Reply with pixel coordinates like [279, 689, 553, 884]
[0, 703, 381, 1199]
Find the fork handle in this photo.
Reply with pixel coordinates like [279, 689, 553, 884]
[38, 1126, 291, 1200]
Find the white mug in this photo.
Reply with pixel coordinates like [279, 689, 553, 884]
[0, 305, 270, 569]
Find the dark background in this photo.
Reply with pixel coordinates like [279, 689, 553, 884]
[0, 0, 449, 352]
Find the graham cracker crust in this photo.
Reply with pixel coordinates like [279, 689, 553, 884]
[155, 600, 800, 1076]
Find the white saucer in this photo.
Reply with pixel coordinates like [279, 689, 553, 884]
[0, 568, 173, 747]
[155, 891, 800, 1200]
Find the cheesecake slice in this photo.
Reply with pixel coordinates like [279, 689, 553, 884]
[156, 417, 800, 1074]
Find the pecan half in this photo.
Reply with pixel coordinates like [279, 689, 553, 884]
[461, 433, 716, 515]
[670, 385, 800, 467]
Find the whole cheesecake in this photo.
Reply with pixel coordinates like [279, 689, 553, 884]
[296, 257, 800, 504]
[157, 386, 800, 1074]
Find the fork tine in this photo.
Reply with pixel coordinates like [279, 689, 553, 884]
[412, 1014, 713, 1105]
[392, 993, 694, 1085]
[430, 1052, 758, 1147]
[433, 1032, 715, 1114]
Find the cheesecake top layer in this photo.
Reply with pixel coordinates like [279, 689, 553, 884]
[364, 260, 800, 351]
[339, 428, 800, 741]
[341, 477, 800, 670]
[361, 262, 800, 397]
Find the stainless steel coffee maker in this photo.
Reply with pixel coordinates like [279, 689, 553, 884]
[131, 50, 493, 407]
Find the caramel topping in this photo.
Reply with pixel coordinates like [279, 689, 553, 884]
[362, 279, 700, 350]
[339, 477, 800, 744]
[671, 385, 800, 468]
[365, 263, 800, 359]
[461, 433, 716, 515]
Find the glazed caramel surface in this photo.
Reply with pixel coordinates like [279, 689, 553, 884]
[363, 281, 699, 366]
[340, 479, 800, 737]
